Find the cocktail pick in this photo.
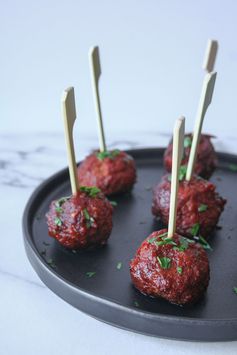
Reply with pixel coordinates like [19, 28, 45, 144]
[186, 72, 217, 181]
[203, 39, 218, 73]
[61, 87, 79, 195]
[89, 46, 106, 152]
[167, 117, 185, 238]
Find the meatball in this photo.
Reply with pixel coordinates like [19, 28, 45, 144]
[164, 133, 218, 179]
[130, 229, 210, 305]
[77, 149, 136, 196]
[46, 186, 113, 249]
[152, 175, 226, 238]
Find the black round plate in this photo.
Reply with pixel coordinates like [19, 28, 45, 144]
[23, 148, 237, 342]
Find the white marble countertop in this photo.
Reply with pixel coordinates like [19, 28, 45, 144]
[2, 1, 237, 353]
[1, 131, 237, 355]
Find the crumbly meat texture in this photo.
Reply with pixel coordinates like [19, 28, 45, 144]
[152, 175, 226, 238]
[130, 229, 210, 305]
[46, 190, 113, 249]
[164, 133, 218, 179]
[77, 150, 136, 196]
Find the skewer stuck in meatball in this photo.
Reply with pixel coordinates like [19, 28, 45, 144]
[152, 173, 226, 238]
[46, 186, 113, 249]
[164, 133, 217, 179]
[130, 229, 210, 305]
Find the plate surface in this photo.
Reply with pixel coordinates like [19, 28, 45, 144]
[23, 148, 237, 341]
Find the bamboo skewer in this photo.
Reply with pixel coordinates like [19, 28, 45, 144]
[185, 72, 217, 181]
[61, 87, 79, 195]
[89, 46, 106, 152]
[167, 117, 185, 238]
[203, 39, 218, 73]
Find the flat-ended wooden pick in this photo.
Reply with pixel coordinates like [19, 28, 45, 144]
[167, 117, 185, 238]
[186, 72, 217, 181]
[61, 87, 79, 195]
[203, 39, 218, 73]
[89, 46, 106, 152]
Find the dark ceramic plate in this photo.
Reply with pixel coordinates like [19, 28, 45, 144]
[23, 148, 237, 341]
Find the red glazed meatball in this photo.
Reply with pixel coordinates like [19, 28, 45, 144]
[46, 186, 113, 249]
[152, 175, 226, 238]
[130, 229, 210, 305]
[164, 133, 218, 179]
[77, 150, 136, 196]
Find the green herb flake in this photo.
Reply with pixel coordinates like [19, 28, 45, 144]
[55, 196, 70, 208]
[229, 164, 237, 172]
[134, 301, 139, 307]
[96, 149, 120, 161]
[54, 217, 62, 227]
[173, 236, 194, 252]
[179, 165, 187, 181]
[198, 204, 208, 212]
[79, 186, 101, 197]
[177, 266, 183, 275]
[157, 256, 171, 269]
[47, 259, 57, 269]
[86, 271, 96, 278]
[190, 223, 200, 236]
[83, 208, 94, 229]
[109, 200, 118, 207]
[184, 136, 192, 148]
[156, 238, 177, 246]
[148, 236, 158, 244]
[233, 287, 237, 294]
[116, 262, 122, 270]
[194, 236, 213, 251]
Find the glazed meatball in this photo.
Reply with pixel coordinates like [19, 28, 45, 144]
[77, 150, 136, 196]
[164, 134, 218, 179]
[152, 175, 226, 238]
[46, 186, 113, 249]
[130, 229, 210, 305]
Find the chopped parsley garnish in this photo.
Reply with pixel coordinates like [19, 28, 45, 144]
[156, 238, 177, 246]
[179, 165, 187, 181]
[198, 204, 208, 212]
[148, 232, 168, 243]
[168, 165, 187, 181]
[190, 223, 200, 236]
[83, 208, 95, 228]
[79, 186, 101, 197]
[157, 256, 171, 269]
[134, 301, 139, 307]
[233, 287, 237, 294]
[96, 149, 120, 160]
[55, 196, 69, 208]
[116, 262, 122, 270]
[184, 136, 192, 148]
[54, 217, 62, 227]
[86, 271, 96, 278]
[173, 236, 194, 252]
[229, 164, 237, 172]
[47, 259, 57, 269]
[109, 200, 118, 207]
[177, 266, 183, 275]
[194, 235, 212, 251]
[148, 236, 157, 244]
